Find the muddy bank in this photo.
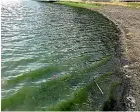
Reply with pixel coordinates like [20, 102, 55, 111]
[93, 5, 140, 111]
[56, 1, 140, 110]
[79, 4, 140, 110]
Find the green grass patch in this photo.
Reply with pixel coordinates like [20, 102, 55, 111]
[56, 1, 103, 9]
[127, 2, 140, 8]
[56, 1, 140, 9]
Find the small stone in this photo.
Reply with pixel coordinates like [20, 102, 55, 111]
[130, 103, 136, 109]
[126, 32, 133, 36]
[123, 65, 129, 68]
[134, 74, 137, 77]
[125, 75, 132, 78]
[126, 96, 136, 104]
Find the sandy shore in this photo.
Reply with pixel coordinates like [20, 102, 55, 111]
[93, 5, 140, 111]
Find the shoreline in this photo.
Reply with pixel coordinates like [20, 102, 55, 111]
[95, 8, 134, 111]
[94, 5, 140, 111]
[56, 1, 140, 110]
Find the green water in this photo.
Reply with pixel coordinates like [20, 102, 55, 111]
[1, 0, 121, 111]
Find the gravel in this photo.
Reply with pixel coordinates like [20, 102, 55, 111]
[94, 5, 140, 111]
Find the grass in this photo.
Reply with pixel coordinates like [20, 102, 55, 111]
[103, 2, 140, 8]
[127, 2, 140, 8]
[56, 1, 103, 9]
[56, 1, 140, 9]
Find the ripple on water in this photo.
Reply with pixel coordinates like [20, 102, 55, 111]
[1, 1, 121, 111]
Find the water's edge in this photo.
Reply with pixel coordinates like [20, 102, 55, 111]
[94, 11, 126, 111]
[94, 7, 130, 111]
[55, 2, 127, 110]
[1, 1, 127, 110]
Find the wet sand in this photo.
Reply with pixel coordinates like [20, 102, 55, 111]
[94, 5, 140, 110]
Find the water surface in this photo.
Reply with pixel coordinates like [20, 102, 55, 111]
[1, 0, 120, 110]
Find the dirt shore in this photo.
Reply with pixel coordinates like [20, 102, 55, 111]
[93, 5, 140, 111]
[57, 1, 140, 110]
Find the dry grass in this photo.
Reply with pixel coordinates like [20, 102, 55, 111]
[59, 1, 140, 8]
[86, 1, 129, 7]
[98, 2, 140, 8]
[56, 1, 103, 9]
[84, 2, 140, 8]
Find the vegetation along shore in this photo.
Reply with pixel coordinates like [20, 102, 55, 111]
[56, 1, 140, 111]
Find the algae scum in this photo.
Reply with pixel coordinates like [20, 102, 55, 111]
[1, 1, 122, 111]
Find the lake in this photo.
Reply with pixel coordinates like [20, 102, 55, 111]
[1, 0, 122, 110]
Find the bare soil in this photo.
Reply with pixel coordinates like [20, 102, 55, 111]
[94, 5, 140, 111]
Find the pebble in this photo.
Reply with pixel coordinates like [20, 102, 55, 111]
[126, 96, 135, 104]
[123, 65, 129, 68]
[126, 96, 136, 109]
[125, 75, 132, 78]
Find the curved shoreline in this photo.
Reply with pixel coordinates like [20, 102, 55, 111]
[94, 9, 133, 111]
[56, 2, 140, 110]
[93, 6, 140, 111]
[83, 8, 131, 111]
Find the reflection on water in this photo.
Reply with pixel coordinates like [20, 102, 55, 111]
[1, 0, 121, 111]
